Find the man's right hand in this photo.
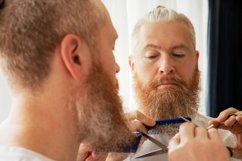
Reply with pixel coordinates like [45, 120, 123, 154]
[208, 107, 242, 158]
[208, 107, 242, 134]
[168, 123, 230, 161]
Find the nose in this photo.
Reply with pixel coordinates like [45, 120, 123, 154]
[115, 62, 120, 73]
[158, 57, 175, 75]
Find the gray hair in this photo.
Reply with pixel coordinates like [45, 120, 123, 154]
[132, 5, 196, 49]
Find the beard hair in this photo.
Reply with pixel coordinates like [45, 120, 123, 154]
[133, 66, 200, 120]
[67, 59, 133, 151]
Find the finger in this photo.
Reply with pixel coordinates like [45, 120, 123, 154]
[179, 122, 195, 143]
[106, 152, 130, 161]
[208, 120, 221, 128]
[125, 110, 155, 126]
[217, 107, 238, 122]
[207, 128, 223, 142]
[195, 126, 209, 139]
[77, 144, 92, 161]
[224, 115, 237, 127]
[236, 115, 242, 124]
[168, 133, 180, 150]
[128, 120, 147, 133]
[86, 155, 98, 161]
[125, 111, 137, 120]
[136, 111, 156, 126]
[77, 153, 91, 161]
[91, 152, 108, 161]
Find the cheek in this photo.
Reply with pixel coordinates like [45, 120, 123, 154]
[101, 52, 116, 73]
[177, 62, 196, 84]
[134, 62, 157, 85]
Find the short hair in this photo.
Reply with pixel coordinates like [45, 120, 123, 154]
[0, 0, 105, 89]
[131, 5, 196, 50]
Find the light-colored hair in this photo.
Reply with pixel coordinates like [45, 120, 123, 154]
[0, 0, 105, 89]
[131, 5, 196, 51]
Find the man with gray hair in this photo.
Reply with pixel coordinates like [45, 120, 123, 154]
[126, 5, 238, 161]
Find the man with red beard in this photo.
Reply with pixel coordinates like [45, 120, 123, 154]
[0, 0, 145, 160]
[126, 5, 238, 161]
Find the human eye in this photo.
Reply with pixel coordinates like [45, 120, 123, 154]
[172, 50, 186, 58]
[144, 51, 159, 59]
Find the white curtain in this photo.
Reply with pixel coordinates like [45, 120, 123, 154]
[102, 0, 209, 114]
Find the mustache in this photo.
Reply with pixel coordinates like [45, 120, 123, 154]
[150, 75, 187, 89]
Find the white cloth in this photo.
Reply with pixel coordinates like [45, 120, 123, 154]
[125, 113, 239, 161]
[0, 146, 54, 161]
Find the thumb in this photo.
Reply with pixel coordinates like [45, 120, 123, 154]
[168, 133, 180, 151]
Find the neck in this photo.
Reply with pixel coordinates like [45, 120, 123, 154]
[0, 91, 80, 161]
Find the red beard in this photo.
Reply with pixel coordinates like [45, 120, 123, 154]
[68, 59, 133, 150]
[133, 67, 200, 120]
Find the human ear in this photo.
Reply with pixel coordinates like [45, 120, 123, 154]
[60, 34, 87, 80]
[128, 55, 135, 72]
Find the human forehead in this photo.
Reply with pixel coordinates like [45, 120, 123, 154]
[135, 21, 194, 51]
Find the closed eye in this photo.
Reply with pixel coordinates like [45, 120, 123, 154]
[145, 55, 158, 59]
[144, 51, 160, 59]
[171, 50, 186, 58]
[172, 53, 185, 58]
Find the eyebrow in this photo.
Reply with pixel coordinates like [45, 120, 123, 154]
[170, 45, 190, 51]
[144, 44, 190, 52]
[144, 44, 161, 50]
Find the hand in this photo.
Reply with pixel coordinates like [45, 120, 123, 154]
[105, 111, 155, 161]
[209, 107, 242, 156]
[105, 152, 130, 161]
[209, 107, 242, 134]
[125, 110, 155, 133]
[168, 123, 230, 161]
[77, 144, 108, 161]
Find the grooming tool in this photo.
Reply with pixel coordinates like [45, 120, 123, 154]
[146, 117, 191, 135]
[134, 131, 168, 159]
[133, 117, 191, 158]
[207, 123, 227, 129]
[229, 111, 242, 117]
[99, 117, 191, 153]
[206, 111, 242, 129]
[115, 132, 142, 153]
[179, 116, 238, 158]
[180, 116, 229, 130]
